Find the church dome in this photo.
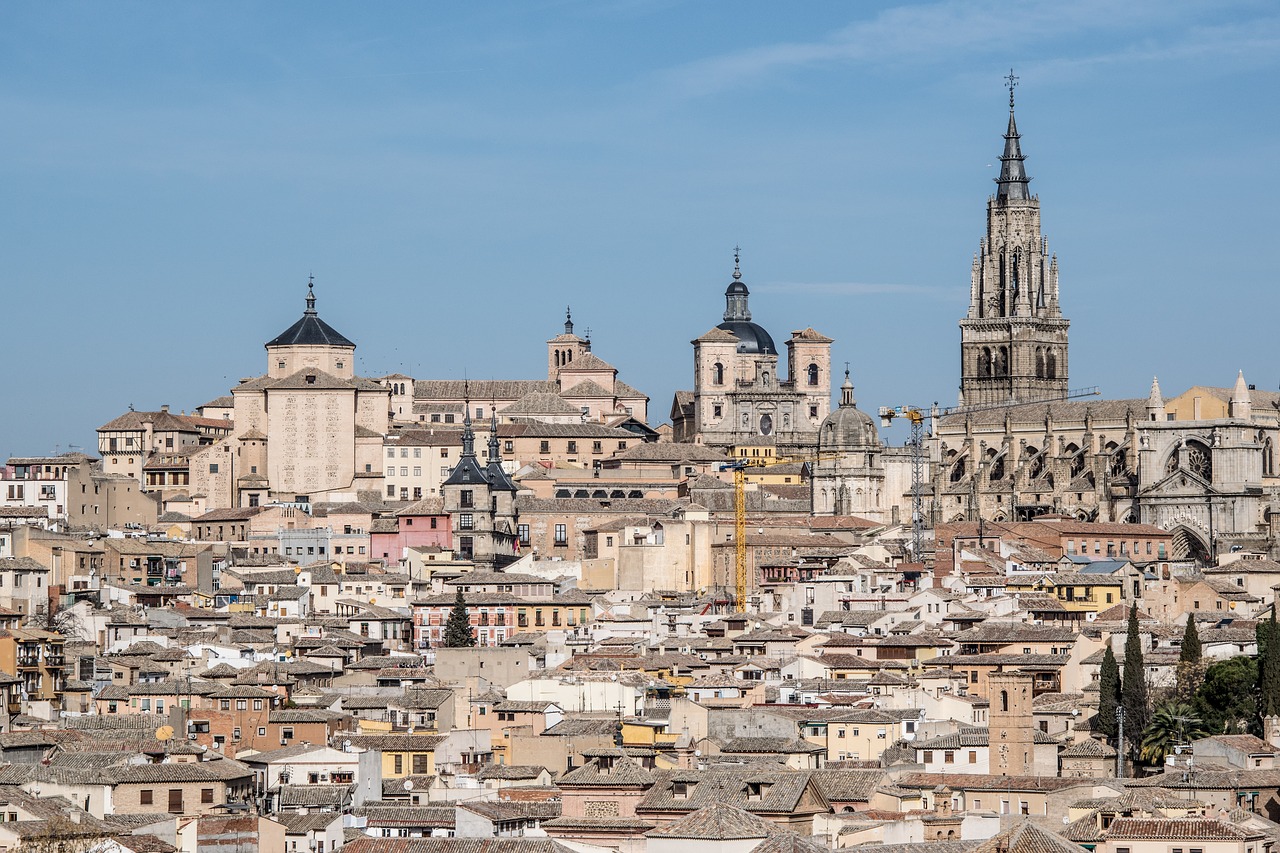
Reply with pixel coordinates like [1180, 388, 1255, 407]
[819, 371, 879, 450]
[716, 320, 776, 355]
[717, 251, 775, 354]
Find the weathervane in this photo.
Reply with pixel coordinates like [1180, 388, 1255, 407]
[1004, 68, 1019, 109]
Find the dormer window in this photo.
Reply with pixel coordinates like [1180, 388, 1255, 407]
[672, 780, 693, 799]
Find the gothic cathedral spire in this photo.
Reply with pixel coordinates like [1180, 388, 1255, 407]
[958, 72, 1070, 407]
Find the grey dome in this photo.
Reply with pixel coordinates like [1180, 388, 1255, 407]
[819, 402, 879, 450]
[716, 320, 777, 355]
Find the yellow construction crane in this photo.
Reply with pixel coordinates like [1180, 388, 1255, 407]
[718, 451, 846, 610]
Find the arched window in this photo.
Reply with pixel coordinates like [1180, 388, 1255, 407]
[807, 363, 819, 386]
[712, 363, 724, 385]
[555, 351, 561, 368]
[1035, 348, 1045, 379]
[997, 347, 1009, 376]
[1000, 690, 1009, 712]
[979, 348, 992, 378]
[1046, 350, 1057, 380]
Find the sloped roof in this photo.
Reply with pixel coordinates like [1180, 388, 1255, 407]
[266, 291, 355, 348]
[646, 802, 780, 839]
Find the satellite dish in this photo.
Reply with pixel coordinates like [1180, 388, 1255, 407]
[403, 779, 414, 791]
[155, 725, 174, 742]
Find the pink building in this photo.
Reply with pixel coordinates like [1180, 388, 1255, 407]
[371, 497, 452, 564]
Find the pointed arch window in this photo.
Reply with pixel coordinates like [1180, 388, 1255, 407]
[1046, 350, 1057, 380]
[1035, 348, 1045, 379]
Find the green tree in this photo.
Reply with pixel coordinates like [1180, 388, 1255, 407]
[1180, 617, 1202, 664]
[1177, 616, 1205, 699]
[1139, 700, 1208, 765]
[1122, 604, 1149, 757]
[1097, 644, 1121, 740]
[1194, 655, 1258, 735]
[1259, 610, 1280, 718]
[443, 589, 476, 647]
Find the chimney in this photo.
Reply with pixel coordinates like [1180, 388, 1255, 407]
[160, 405, 170, 414]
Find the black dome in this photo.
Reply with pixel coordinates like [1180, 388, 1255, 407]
[266, 314, 355, 349]
[717, 320, 776, 355]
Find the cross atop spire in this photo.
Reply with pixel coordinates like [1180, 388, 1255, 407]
[564, 306, 574, 336]
[995, 70, 1031, 201]
[305, 275, 317, 314]
[733, 246, 742, 281]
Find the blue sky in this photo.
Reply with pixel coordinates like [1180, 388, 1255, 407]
[2, 1, 1278, 455]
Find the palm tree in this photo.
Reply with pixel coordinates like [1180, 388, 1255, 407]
[1140, 701, 1208, 765]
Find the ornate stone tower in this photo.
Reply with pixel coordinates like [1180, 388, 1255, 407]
[959, 74, 1069, 407]
[441, 393, 519, 570]
[988, 671, 1034, 776]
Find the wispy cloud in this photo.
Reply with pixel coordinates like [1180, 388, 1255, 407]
[656, 0, 1277, 98]
[754, 281, 963, 298]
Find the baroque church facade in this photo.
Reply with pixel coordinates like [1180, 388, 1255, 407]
[671, 253, 834, 453]
[933, 86, 1280, 562]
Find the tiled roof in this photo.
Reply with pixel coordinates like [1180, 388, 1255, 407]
[637, 768, 824, 816]
[966, 820, 1088, 853]
[645, 802, 780, 840]
[1059, 739, 1117, 758]
[1105, 818, 1260, 840]
[341, 840, 577, 853]
[557, 755, 654, 788]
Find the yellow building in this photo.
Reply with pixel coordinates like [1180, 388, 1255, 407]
[344, 733, 442, 778]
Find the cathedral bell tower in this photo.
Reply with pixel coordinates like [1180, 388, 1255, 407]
[959, 73, 1070, 407]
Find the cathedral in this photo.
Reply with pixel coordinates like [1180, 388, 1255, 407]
[671, 252, 834, 453]
[933, 83, 1280, 562]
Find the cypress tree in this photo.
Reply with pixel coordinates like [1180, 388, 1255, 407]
[443, 589, 476, 648]
[1097, 644, 1121, 740]
[1260, 610, 1280, 717]
[1177, 616, 1206, 699]
[1180, 617, 1202, 665]
[1121, 603, 1149, 757]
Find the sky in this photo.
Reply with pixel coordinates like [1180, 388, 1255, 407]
[2, 0, 1278, 456]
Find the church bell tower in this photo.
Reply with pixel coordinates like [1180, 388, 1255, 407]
[959, 73, 1070, 407]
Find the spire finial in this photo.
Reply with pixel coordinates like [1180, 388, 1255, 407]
[733, 245, 742, 281]
[461, 379, 475, 456]
[305, 274, 317, 314]
[840, 363, 855, 407]
[995, 71, 1031, 200]
[565, 306, 574, 335]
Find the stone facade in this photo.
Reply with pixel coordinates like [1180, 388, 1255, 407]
[958, 92, 1069, 408]
[671, 255, 832, 453]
